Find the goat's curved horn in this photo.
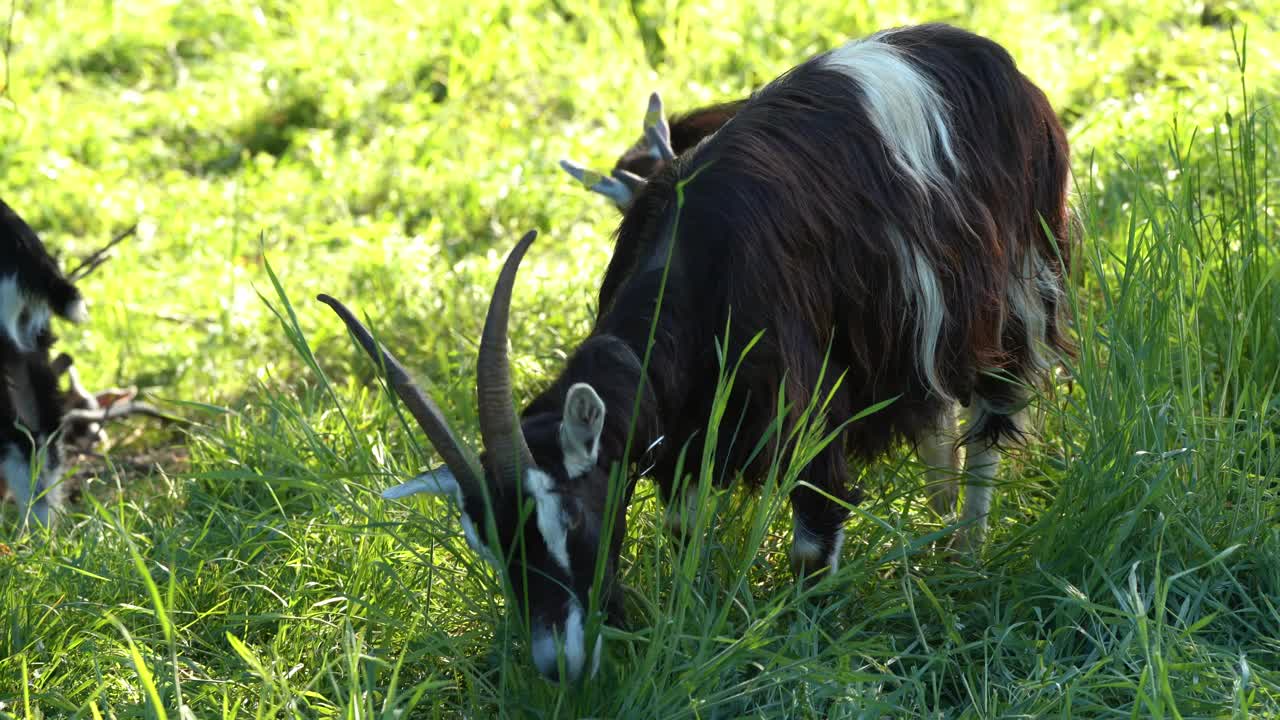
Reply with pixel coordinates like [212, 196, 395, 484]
[559, 159, 637, 209]
[317, 294, 485, 497]
[644, 92, 676, 162]
[476, 230, 538, 486]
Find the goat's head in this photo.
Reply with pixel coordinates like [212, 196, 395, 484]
[320, 230, 619, 682]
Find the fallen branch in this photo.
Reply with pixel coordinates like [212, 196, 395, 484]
[67, 223, 138, 282]
[62, 401, 185, 427]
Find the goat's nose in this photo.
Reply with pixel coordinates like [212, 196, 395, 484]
[531, 623, 583, 682]
[532, 631, 568, 681]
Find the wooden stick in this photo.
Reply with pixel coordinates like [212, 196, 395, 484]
[67, 223, 139, 282]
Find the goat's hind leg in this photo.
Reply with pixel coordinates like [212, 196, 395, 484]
[917, 404, 962, 517]
[953, 402, 1022, 552]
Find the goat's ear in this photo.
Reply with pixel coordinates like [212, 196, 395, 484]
[384, 466, 497, 566]
[559, 159, 641, 209]
[382, 466, 464, 502]
[560, 383, 605, 478]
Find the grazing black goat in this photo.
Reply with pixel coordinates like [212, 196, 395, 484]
[323, 23, 1073, 682]
[1, 199, 86, 526]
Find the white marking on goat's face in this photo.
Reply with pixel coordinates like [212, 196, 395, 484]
[0, 276, 60, 351]
[0, 276, 28, 350]
[19, 303, 50, 349]
[559, 383, 605, 479]
[531, 597, 601, 681]
[821, 34, 957, 193]
[526, 468, 572, 574]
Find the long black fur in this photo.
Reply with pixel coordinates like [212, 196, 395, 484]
[537, 22, 1072, 579]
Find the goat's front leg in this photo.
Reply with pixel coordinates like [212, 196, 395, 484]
[790, 446, 858, 580]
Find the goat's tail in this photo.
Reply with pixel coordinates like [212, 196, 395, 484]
[48, 276, 87, 324]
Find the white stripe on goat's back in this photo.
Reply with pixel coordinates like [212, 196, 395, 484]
[820, 37, 961, 403]
[1007, 252, 1059, 376]
[912, 251, 949, 401]
[882, 228, 951, 403]
[820, 34, 957, 193]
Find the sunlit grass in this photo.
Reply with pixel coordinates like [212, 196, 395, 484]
[1, 0, 1279, 716]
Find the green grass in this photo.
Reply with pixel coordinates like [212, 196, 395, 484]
[3, 0, 1280, 716]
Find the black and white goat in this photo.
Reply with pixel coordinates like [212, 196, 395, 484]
[1, 198, 87, 526]
[323, 23, 1073, 682]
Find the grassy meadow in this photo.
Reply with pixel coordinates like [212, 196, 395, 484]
[3, 0, 1280, 716]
